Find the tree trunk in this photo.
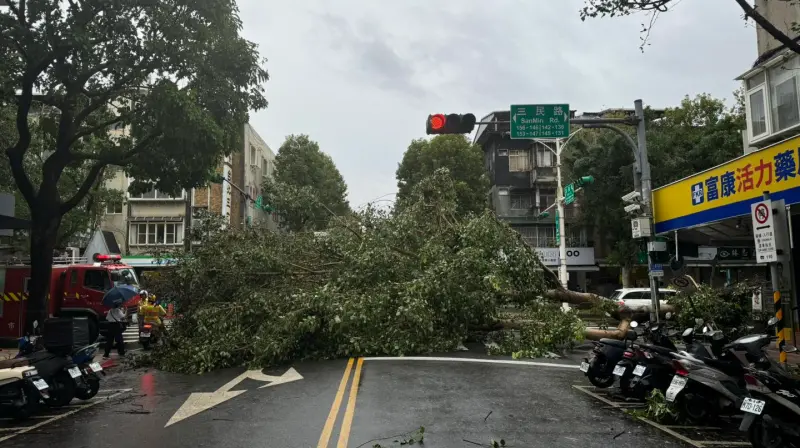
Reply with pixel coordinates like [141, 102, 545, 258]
[621, 265, 631, 288]
[26, 205, 62, 334]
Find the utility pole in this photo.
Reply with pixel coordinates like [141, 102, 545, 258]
[555, 138, 568, 288]
[634, 99, 661, 323]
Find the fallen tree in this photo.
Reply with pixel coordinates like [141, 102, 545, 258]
[151, 169, 644, 373]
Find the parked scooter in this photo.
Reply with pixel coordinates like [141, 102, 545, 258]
[71, 343, 104, 400]
[620, 317, 680, 399]
[734, 318, 800, 447]
[138, 321, 160, 350]
[15, 322, 78, 407]
[665, 321, 750, 423]
[580, 325, 639, 388]
[0, 360, 50, 420]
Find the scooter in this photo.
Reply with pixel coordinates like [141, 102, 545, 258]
[581, 325, 638, 388]
[15, 323, 78, 408]
[139, 321, 160, 350]
[0, 360, 50, 420]
[71, 343, 104, 400]
[734, 318, 800, 447]
[665, 321, 750, 423]
[621, 319, 680, 400]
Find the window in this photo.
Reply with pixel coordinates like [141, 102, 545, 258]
[105, 201, 123, 214]
[538, 188, 556, 209]
[497, 149, 508, 157]
[769, 62, 800, 132]
[84, 269, 110, 292]
[508, 149, 530, 172]
[748, 88, 768, 138]
[130, 188, 182, 199]
[510, 194, 532, 210]
[250, 145, 257, 166]
[517, 226, 536, 245]
[130, 223, 182, 245]
[536, 226, 556, 247]
[536, 148, 553, 167]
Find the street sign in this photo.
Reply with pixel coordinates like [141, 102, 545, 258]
[564, 184, 575, 205]
[671, 274, 698, 293]
[649, 263, 664, 277]
[750, 199, 778, 263]
[631, 217, 651, 239]
[555, 209, 560, 245]
[510, 104, 570, 139]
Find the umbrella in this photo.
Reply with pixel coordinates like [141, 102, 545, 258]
[102, 284, 140, 308]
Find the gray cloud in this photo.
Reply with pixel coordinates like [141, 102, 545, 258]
[237, 0, 756, 207]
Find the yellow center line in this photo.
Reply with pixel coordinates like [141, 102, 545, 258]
[317, 357, 354, 448]
[337, 357, 364, 448]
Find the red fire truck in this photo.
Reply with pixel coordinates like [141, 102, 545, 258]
[0, 254, 141, 342]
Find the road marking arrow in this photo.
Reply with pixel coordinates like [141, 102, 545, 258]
[165, 368, 303, 427]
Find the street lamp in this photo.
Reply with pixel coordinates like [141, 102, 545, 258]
[533, 128, 584, 289]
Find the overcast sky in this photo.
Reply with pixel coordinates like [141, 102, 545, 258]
[238, 0, 755, 208]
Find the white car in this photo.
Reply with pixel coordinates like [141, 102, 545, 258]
[609, 287, 677, 312]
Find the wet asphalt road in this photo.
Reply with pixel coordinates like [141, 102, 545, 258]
[0, 353, 686, 448]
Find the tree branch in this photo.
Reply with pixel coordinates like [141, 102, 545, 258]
[59, 161, 104, 214]
[734, 0, 800, 56]
[6, 75, 37, 205]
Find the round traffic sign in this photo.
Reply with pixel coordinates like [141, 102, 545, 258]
[672, 276, 690, 288]
[754, 203, 769, 225]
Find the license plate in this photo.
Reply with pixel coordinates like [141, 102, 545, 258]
[740, 397, 766, 415]
[89, 362, 102, 372]
[131, 313, 138, 324]
[33, 379, 48, 391]
[140, 332, 150, 338]
[580, 362, 589, 373]
[633, 365, 647, 376]
[68, 367, 82, 379]
[613, 365, 626, 376]
[666, 376, 687, 402]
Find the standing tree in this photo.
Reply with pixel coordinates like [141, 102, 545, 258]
[0, 0, 268, 329]
[563, 94, 744, 282]
[264, 134, 350, 231]
[580, 0, 800, 54]
[396, 134, 489, 217]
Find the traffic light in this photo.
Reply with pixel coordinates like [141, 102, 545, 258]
[426, 113, 477, 135]
[574, 176, 594, 188]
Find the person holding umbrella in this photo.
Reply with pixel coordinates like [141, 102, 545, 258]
[101, 283, 139, 359]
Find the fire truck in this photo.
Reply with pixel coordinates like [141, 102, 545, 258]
[0, 253, 141, 343]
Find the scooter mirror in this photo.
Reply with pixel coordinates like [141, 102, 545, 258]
[702, 325, 710, 334]
[665, 312, 672, 320]
[630, 321, 639, 328]
[768, 316, 779, 326]
[33, 320, 38, 329]
[682, 328, 693, 337]
[785, 345, 798, 354]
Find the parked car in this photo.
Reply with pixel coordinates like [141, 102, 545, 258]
[609, 288, 677, 313]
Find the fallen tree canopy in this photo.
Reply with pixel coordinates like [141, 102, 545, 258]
[150, 169, 634, 373]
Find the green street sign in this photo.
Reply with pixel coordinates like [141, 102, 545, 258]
[510, 104, 570, 139]
[555, 209, 560, 245]
[564, 184, 575, 205]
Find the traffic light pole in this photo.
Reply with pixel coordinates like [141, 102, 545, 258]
[473, 100, 661, 321]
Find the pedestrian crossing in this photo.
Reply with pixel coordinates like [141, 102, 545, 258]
[123, 325, 139, 344]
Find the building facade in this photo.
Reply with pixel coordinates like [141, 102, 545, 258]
[474, 111, 596, 291]
[99, 122, 277, 255]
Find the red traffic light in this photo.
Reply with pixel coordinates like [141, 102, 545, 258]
[426, 113, 476, 135]
[430, 114, 446, 131]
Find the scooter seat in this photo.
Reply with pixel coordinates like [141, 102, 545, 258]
[0, 365, 35, 380]
[639, 344, 673, 356]
[0, 358, 29, 369]
[599, 338, 627, 348]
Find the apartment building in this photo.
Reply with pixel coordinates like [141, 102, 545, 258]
[739, 0, 800, 151]
[473, 111, 595, 291]
[99, 123, 277, 255]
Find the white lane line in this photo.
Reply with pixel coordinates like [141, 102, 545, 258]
[0, 388, 132, 443]
[634, 416, 704, 448]
[695, 442, 751, 447]
[363, 356, 579, 369]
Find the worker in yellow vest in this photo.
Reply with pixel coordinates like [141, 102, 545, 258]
[139, 291, 167, 333]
